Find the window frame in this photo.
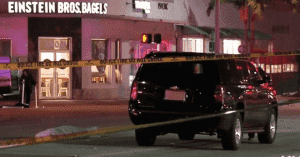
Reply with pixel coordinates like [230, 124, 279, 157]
[91, 38, 111, 84]
[266, 64, 270, 73]
[115, 39, 122, 84]
[182, 37, 204, 53]
[223, 39, 242, 54]
[247, 62, 262, 80]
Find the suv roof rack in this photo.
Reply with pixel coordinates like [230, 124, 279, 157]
[145, 51, 216, 58]
[145, 51, 245, 60]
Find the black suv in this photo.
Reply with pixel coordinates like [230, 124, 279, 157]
[128, 52, 278, 150]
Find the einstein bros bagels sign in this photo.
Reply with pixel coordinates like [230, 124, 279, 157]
[8, 1, 108, 14]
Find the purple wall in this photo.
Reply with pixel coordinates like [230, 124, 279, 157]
[0, 17, 28, 59]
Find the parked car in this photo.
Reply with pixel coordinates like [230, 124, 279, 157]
[128, 52, 278, 150]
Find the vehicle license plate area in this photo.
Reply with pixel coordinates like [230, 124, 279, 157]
[164, 90, 186, 101]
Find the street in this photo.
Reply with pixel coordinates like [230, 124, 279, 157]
[0, 97, 299, 157]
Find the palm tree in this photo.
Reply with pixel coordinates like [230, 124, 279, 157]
[207, 0, 298, 54]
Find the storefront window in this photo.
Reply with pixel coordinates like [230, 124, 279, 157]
[291, 64, 294, 72]
[260, 63, 265, 71]
[223, 39, 241, 54]
[283, 64, 287, 72]
[278, 65, 282, 73]
[0, 39, 11, 57]
[91, 39, 110, 84]
[271, 65, 277, 73]
[287, 64, 291, 72]
[0, 39, 15, 91]
[283, 64, 296, 72]
[266, 64, 270, 73]
[115, 40, 122, 84]
[269, 64, 282, 73]
[182, 38, 203, 52]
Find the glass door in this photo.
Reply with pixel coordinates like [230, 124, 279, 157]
[39, 37, 71, 99]
[40, 52, 55, 99]
[55, 52, 70, 98]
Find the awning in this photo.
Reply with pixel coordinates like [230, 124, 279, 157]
[177, 25, 272, 40]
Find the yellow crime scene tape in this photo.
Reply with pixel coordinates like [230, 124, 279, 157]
[0, 99, 299, 148]
[0, 51, 300, 148]
[0, 51, 299, 70]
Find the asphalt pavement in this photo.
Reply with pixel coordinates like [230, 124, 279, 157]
[0, 95, 299, 156]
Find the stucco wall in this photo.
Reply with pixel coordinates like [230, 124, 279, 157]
[0, 17, 28, 62]
[76, 18, 176, 99]
[0, 0, 188, 24]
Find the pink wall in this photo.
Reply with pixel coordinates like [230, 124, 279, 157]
[82, 18, 176, 60]
[81, 18, 176, 90]
[0, 17, 28, 59]
[0, 0, 188, 24]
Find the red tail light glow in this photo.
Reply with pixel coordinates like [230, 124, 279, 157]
[245, 85, 253, 94]
[260, 83, 269, 89]
[268, 86, 273, 91]
[130, 81, 138, 100]
[246, 90, 253, 94]
[272, 90, 277, 96]
[268, 86, 277, 96]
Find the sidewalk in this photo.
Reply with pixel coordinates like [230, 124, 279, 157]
[0, 98, 130, 109]
[1, 94, 299, 109]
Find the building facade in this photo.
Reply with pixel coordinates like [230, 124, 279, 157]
[0, 0, 188, 100]
[1, 0, 299, 100]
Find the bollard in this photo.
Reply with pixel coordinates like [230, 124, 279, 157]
[22, 79, 25, 104]
[35, 86, 38, 108]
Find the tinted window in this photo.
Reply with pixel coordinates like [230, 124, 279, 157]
[247, 62, 262, 80]
[257, 67, 266, 77]
[236, 61, 250, 82]
[136, 61, 220, 85]
[217, 60, 240, 84]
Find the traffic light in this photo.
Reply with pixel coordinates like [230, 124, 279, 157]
[154, 34, 161, 44]
[141, 33, 152, 44]
[141, 33, 162, 44]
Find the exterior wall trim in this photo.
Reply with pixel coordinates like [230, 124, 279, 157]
[0, 13, 187, 25]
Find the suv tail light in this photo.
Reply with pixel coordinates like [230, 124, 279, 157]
[268, 86, 277, 96]
[214, 85, 225, 104]
[246, 85, 253, 94]
[130, 81, 138, 100]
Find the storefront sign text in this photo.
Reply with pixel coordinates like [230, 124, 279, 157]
[8, 2, 108, 14]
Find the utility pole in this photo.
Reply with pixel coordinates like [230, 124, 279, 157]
[244, 3, 249, 55]
[248, 5, 251, 55]
[215, 0, 220, 55]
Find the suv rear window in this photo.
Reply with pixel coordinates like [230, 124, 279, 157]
[136, 61, 221, 85]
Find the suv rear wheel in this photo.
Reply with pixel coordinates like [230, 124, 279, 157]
[135, 128, 157, 146]
[221, 113, 242, 150]
[258, 108, 277, 144]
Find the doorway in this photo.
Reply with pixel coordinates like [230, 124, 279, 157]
[38, 37, 72, 99]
